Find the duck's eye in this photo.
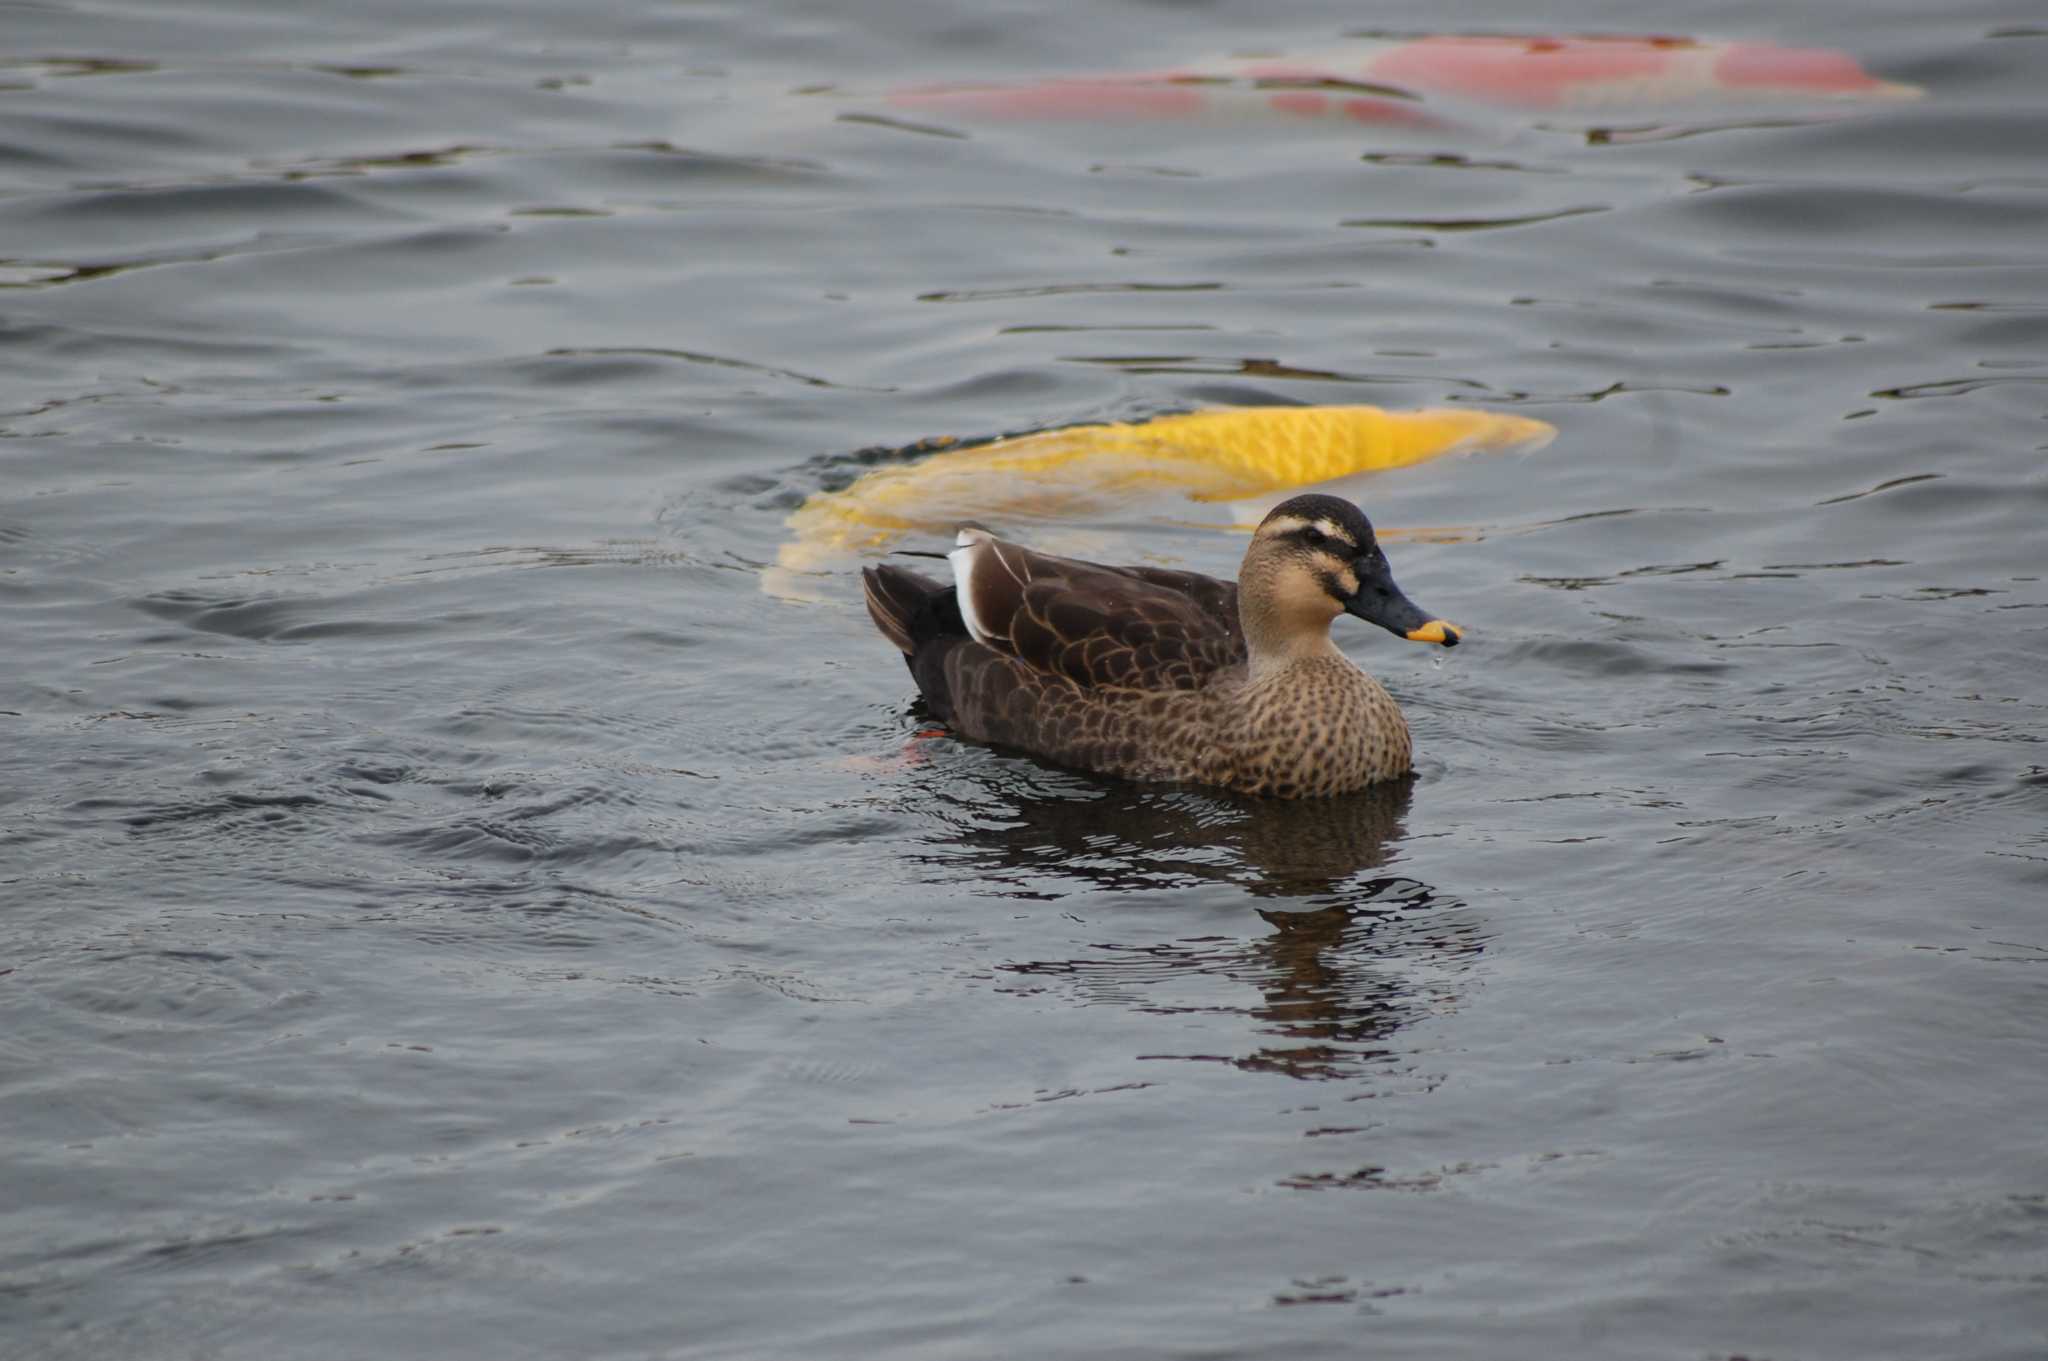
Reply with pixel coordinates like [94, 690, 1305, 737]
[1301, 527, 1326, 547]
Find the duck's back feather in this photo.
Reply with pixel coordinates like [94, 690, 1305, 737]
[947, 529, 1245, 692]
[862, 535, 1248, 762]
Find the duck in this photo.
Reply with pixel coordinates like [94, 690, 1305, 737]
[860, 493, 1461, 797]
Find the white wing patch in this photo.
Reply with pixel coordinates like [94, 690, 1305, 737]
[948, 526, 1015, 645]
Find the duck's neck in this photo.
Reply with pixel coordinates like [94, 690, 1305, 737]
[1242, 617, 1348, 684]
[1236, 550, 1354, 683]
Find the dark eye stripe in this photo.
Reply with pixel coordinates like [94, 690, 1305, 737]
[1315, 565, 1361, 597]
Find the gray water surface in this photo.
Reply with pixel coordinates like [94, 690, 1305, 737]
[4, 2, 2046, 1358]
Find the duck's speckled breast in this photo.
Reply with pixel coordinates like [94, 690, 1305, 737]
[1226, 657, 1413, 797]
[1067, 656, 1411, 797]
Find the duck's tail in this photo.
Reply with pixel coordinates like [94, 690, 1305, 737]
[861, 564, 957, 656]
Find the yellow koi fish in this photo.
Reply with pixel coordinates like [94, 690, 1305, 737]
[769, 405, 1554, 593]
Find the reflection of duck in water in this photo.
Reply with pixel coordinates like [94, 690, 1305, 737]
[1241, 891, 1474, 1081]
[922, 774, 1414, 898]
[1002, 880, 1485, 1082]
[928, 775, 1474, 1081]
[862, 494, 1460, 797]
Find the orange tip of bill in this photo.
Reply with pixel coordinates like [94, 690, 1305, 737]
[1406, 620, 1462, 646]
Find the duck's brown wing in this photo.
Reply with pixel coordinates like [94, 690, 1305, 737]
[949, 529, 1244, 692]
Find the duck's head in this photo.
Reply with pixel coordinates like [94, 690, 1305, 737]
[1243, 493, 1461, 649]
